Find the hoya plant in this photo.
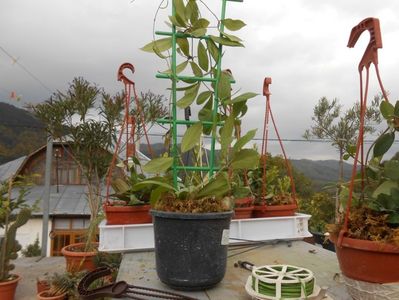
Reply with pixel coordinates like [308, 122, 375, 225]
[138, 0, 259, 212]
[336, 100, 399, 244]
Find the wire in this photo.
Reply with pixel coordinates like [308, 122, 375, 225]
[0, 45, 53, 94]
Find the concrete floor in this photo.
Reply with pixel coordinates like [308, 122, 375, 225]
[117, 241, 351, 300]
[13, 256, 65, 300]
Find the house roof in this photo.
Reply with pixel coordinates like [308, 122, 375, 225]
[0, 156, 27, 181]
[24, 184, 93, 216]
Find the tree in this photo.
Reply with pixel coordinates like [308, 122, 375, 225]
[33, 77, 124, 245]
[303, 95, 382, 221]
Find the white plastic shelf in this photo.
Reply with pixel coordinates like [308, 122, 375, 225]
[99, 213, 312, 252]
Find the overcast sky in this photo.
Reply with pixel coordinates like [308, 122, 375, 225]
[1, 0, 399, 160]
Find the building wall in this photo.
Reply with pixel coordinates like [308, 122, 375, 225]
[0, 218, 52, 257]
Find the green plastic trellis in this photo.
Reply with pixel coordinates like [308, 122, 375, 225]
[156, 0, 243, 189]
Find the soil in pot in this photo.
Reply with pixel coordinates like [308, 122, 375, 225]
[0, 274, 20, 300]
[104, 204, 152, 225]
[151, 210, 233, 291]
[61, 242, 98, 273]
[253, 203, 297, 218]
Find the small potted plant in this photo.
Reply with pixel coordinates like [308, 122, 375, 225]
[36, 271, 84, 300]
[231, 172, 254, 219]
[104, 158, 153, 225]
[0, 178, 33, 300]
[250, 161, 297, 218]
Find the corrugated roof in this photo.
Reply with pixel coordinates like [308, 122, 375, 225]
[23, 185, 93, 216]
[0, 156, 27, 181]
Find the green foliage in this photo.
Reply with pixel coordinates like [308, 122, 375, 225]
[21, 236, 41, 257]
[299, 193, 335, 232]
[139, 0, 259, 211]
[0, 178, 33, 282]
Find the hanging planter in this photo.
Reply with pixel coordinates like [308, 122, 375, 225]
[103, 63, 156, 225]
[329, 17, 399, 284]
[233, 197, 254, 219]
[250, 78, 298, 218]
[104, 204, 151, 225]
[244, 265, 318, 299]
[253, 203, 297, 218]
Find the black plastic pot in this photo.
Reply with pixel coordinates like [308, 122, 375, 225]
[151, 210, 233, 291]
[311, 231, 335, 252]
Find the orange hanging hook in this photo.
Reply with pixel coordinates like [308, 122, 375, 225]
[118, 63, 135, 85]
[347, 18, 382, 72]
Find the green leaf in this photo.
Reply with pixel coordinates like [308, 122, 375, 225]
[226, 92, 258, 104]
[372, 180, 399, 198]
[384, 160, 399, 180]
[132, 179, 176, 192]
[232, 101, 247, 118]
[206, 39, 219, 62]
[162, 60, 189, 74]
[218, 71, 231, 101]
[169, 15, 185, 27]
[181, 122, 203, 153]
[231, 149, 259, 170]
[141, 38, 172, 53]
[222, 18, 246, 31]
[177, 83, 200, 108]
[150, 186, 169, 205]
[191, 28, 207, 38]
[388, 213, 399, 224]
[187, 0, 199, 24]
[177, 38, 190, 57]
[210, 35, 244, 47]
[222, 31, 242, 42]
[197, 41, 209, 71]
[192, 18, 210, 30]
[174, 0, 187, 26]
[233, 129, 257, 153]
[142, 157, 173, 173]
[197, 173, 230, 198]
[395, 101, 399, 117]
[380, 101, 394, 119]
[343, 153, 350, 161]
[220, 114, 234, 158]
[373, 132, 395, 158]
[190, 61, 203, 77]
[196, 91, 212, 105]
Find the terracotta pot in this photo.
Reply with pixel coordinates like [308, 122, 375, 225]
[330, 234, 399, 283]
[37, 279, 50, 293]
[0, 274, 20, 300]
[37, 290, 67, 300]
[253, 203, 297, 218]
[61, 242, 98, 273]
[233, 197, 254, 219]
[234, 206, 254, 219]
[104, 204, 152, 225]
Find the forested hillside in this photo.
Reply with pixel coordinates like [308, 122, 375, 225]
[0, 102, 46, 164]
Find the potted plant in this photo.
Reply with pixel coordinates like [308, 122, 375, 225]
[36, 271, 84, 300]
[250, 159, 297, 218]
[139, 0, 259, 290]
[104, 158, 153, 225]
[33, 77, 125, 272]
[231, 172, 254, 219]
[0, 178, 33, 300]
[329, 99, 399, 283]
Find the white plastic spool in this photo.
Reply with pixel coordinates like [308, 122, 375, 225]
[245, 264, 317, 300]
